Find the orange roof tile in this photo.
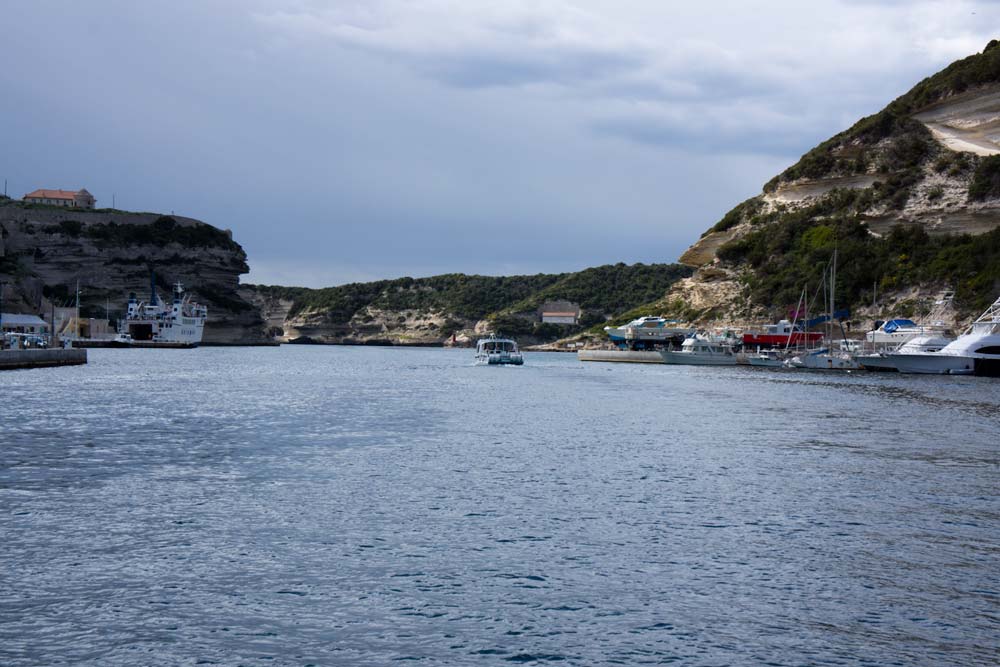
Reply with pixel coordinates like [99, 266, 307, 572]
[24, 189, 82, 200]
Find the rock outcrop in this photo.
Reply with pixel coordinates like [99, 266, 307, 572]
[669, 40, 1000, 329]
[0, 200, 269, 344]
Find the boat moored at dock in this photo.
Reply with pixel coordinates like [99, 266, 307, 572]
[742, 320, 823, 348]
[861, 296, 1000, 375]
[659, 333, 740, 366]
[120, 278, 207, 348]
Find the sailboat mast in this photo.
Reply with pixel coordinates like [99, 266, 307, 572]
[828, 251, 835, 345]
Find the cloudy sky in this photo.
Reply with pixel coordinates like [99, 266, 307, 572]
[1, 1, 996, 287]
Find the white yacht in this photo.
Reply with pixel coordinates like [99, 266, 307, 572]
[856, 334, 954, 372]
[659, 333, 739, 366]
[475, 334, 524, 366]
[866, 297, 1000, 375]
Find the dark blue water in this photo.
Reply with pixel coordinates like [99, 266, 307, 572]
[1, 347, 998, 666]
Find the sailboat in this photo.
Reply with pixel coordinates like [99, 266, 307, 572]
[789, 249, 861, 371]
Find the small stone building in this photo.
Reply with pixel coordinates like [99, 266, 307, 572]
[1, 313, 49, 334]
[538, 301, 581, 325]
[23, 188, 96, 209]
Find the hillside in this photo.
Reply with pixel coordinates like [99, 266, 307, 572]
[673, 39, 1000, 327]
[244, 263, 692, 346]
[0, 199, 270, 344]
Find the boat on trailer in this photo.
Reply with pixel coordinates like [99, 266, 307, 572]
[475, 334, 524, 365]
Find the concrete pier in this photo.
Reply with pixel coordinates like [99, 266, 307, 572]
[577, 349, 664, 364]
[0, 348, 87, 370]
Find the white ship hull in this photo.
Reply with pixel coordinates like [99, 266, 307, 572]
[790, 350, 861, 370]
[121, 279, 207, 348]
[861, 353, 974, 375]
[660, 351, 738, 366]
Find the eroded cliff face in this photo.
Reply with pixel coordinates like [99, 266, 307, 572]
[277, 306, 468, 346]
[671, 72, 1000, 330]
[0, 201, 269, 344]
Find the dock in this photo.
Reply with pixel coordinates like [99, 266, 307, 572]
[0, 348, 88, 370]
[577, 349, 664, 363]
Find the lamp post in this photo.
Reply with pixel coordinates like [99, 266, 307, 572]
[0, 280, 6, 349]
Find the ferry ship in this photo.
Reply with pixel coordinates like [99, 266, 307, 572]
[120, 280, 207, 347]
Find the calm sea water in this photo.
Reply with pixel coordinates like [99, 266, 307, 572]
[1, 347, 998, 666]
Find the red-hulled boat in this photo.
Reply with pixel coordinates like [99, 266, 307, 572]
[743, 320, 824, 348]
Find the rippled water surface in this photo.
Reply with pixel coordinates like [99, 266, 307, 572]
[2, 347, 998, 666]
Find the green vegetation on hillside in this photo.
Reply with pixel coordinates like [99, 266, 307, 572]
[40, 215, 239, 250]
[249, 263, 692, 327]
[500, 263, 692, 317]
[716, 190, 1000, 316]
[969, 155, 1000, 201]
[764, 39, 1000, 195]
[698, 40, 1000, 322]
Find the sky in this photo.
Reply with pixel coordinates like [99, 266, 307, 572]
[1, 1, 996, 287]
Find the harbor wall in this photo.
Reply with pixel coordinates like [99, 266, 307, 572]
[0, 348, 87, 370]
[577, 350, 664, 364]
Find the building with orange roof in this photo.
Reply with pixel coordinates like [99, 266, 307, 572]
[23, 188, 96, 209]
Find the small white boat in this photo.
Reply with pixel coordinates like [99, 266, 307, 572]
[475, 334, 524, 365]
[659, 333, 739, 366]
[745, 348, 792, 368]
[789, 347, 861, 371]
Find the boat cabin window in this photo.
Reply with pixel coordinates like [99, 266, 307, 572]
[975, 345, 1000, 355]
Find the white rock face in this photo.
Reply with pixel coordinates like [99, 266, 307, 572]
[0, 201, 270, 344]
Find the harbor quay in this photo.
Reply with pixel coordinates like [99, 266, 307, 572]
[0, 348, 87, 371]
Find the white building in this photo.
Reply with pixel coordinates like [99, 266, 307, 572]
[538, 301, 581, 325]
[1, 313, 49, 334]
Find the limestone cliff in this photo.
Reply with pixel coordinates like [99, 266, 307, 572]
[670, 40, 1000, 329]
[0, 200, 269, 344]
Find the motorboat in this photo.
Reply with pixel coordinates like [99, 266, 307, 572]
[604, 316, 696, 349]
[475, 334, 524, 365]
[659, 332, 740, 366]
[866, 319, 950, 346]
[866, 291, 953, 346]
[856, 334, 954, 372]
[743, 320, 823, 348]
[868, 297, 1000, 375]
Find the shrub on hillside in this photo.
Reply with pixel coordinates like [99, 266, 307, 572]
[969, 155, 1000, 201]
